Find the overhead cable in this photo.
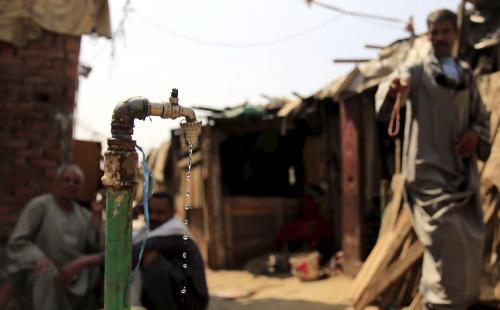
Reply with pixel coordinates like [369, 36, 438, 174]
[133, 10, 343, 48]
[305, 0, 406, 24]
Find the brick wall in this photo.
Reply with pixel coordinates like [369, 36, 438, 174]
[0, 30, 81, 246]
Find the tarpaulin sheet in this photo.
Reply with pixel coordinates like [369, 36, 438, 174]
[0, 0, 111, 46]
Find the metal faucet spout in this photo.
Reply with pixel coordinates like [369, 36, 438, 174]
[110, 88, 201, 144]
[148, 102, 197, 122]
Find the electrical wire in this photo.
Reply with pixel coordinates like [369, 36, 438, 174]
[354, 15, 405, 30]
[305, 0, 406, 24]
[133, 10, 343, 48]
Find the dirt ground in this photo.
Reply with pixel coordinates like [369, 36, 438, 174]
[206, 269, 355, 310]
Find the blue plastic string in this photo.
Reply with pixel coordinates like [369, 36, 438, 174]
[124, 144, 155, 305]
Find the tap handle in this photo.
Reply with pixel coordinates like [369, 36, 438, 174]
[170, 88, 179, 105]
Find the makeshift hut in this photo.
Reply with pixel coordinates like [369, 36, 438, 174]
[145, 98, 344, 269]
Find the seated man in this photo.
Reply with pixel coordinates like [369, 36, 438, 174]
[57, 192, 210, 310]
[0, 164, 103, 310]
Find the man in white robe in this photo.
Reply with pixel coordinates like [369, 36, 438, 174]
[0, 164, 103, 310]
[376, 9, 491, 309]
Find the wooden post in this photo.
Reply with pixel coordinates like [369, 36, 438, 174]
[203, 126, 227, 268]
[340, 96, 363, 264]
[320, 102, 342, 250]
[453, 0, 466, 58]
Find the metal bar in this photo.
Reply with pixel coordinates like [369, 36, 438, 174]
[364, 44, 385, 50]
[334, 58, 371, 63]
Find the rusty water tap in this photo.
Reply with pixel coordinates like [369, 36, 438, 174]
[109, 88, 202, 144]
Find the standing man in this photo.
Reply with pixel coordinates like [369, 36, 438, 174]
[0, 164, 103, 310]
[376, 9, 491, 309]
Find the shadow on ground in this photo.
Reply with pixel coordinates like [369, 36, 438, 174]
[209, 298, 348, 310]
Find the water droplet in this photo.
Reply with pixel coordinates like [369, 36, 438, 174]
[181, 287, 187, 295]
[183, 263, 187, 269]
[184, 219, 189, 225]
[185, 191, 190, 197]
[184, 204, 189, 210]
[183, 252, 187, 259]
[183, 235, 188, 241]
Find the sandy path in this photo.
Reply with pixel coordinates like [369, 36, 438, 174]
[206, 269, 355, 310]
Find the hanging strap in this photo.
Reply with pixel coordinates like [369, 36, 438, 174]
[124, 144, 155, 306]
[387, 90, 405, 137]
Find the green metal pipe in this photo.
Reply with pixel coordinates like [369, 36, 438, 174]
[102, 139, 138, 310]
[105, 189, 133, 309]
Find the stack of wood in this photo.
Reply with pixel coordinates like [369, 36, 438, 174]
[348, 174, 424, 310]
[349, 143, 500, 308]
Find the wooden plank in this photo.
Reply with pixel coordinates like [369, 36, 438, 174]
[226, 197, 300, 215]
[177, 150, 203, 168]
[378, 174, 404, 238]
[202, 127, 228, 268]
[401, 262, 422, 306]
[340, 96, 363, 262]
[407, 292, 423, 310]
[222, 196, 300, 266]
[223, 198, 234, 265]
[354, 241, 424, 309]
[231, 204, 299, 216]
[484, 191, 499, 225]
[231, 214, 277, 239]
[395, 241, 420, 306]
[350, 207, 412, 304]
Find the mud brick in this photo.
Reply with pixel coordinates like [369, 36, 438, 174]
[32, 158, 57, 168]
[19, 49, 65, 59]
[22, 75, 47, 84]
[5, 140, 28, 149]
[0, 45, 14, 58]
[17, 148, 43, 158]
[0, 57, 21, 66]
[65, 37, 81, 53]
[67, 51, 80, 62]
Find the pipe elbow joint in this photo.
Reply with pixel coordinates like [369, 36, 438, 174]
[180, 106, 197, 122]
[111, 97, 150, 139]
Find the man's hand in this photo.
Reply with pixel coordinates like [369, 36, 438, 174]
[55, 254, 103, 288]
[389, 78, 409, 99]
[456, 129, 479, 158]
[55, 259, 84, 288]
[33, 257, 55, 277]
